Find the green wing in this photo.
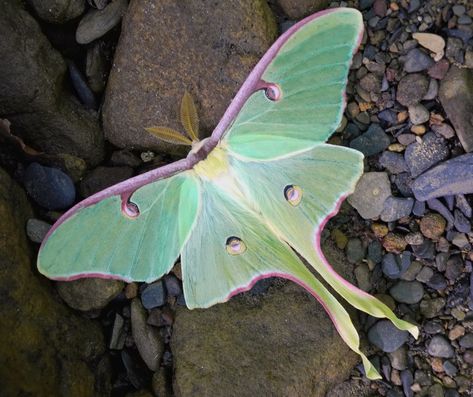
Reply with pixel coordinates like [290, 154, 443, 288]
[181, 176, 381, 379]
[224, 8, 363, 160]
[38, 173, 199, 282]
[229, 144, 418, 337]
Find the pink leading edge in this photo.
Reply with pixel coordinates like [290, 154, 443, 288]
[40, 8, 365, 287]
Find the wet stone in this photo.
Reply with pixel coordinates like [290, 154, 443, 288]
[388, 346, 408, 370]
[349, 123, 391, 156]
[442, 360, 457, 377]
[428, 335, 454, 358]
[164, 274, 182, 297]
[415, 266, 434, 283]
[383, 233, 408, 254]
[141, 281, 166, 309]
[393, 173, 414, 198]
[382, 252, 411, 279]
[402, 48, 434, 73]
[404, 132, 449, 178]
[401, 260, 422, 281]
[368, 320, 409, 353]
[454, 209, 471, 233]
[420, 297, 445, 318]
[455, 194, 472, 217]
[459, 333, 473, 349]
[397, 133, 416, 146]
[367, 240, 383, 264]
[381, 196, 414, 222]
[408, 103, 430, 125]
[431, 123, 455, 139]
[76, 0, 128, 44]
[23, 163, 76, 210]
[445, 256, 463, 282]
[412, 200, 426, 217]
[26, 218, 52, 244]
[379, 151, 408, 174]
[420, 213, 447, 239]
[426, 272, 448, 291]
[400, 370, 413, 397]
[428, 59, 450, 80]
[411, 239, 436, 260]
[397, 73, 429, 106]
[390, 280, 424, 304]
[348, 172, 392, 219]
[354, 263, 371, 292]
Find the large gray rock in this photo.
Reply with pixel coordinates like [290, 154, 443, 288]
[0, 0, 104, 166]
[103, 0, 277, 155]
[171, 241, 359, 397]
[0, 168, 109, 396]
[439, 66, 473, 153]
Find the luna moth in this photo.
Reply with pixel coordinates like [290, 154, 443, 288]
[37, 8, 418, 380]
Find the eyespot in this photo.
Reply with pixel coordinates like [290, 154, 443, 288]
[123, 201, 140, 218]
[226, 236, 246, 255]
[284, 185, 302, 206]
[264, 84, 281, 101]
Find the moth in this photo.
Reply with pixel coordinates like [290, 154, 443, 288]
[38, 8, 418, 379]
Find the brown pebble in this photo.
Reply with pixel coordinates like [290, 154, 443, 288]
[125, 282, 138, 299]
[431, 357, 444, 372]
[359, 102, 373, 112]
[411, 125, 427, 135]
[388, 143, 405, 152]
[172, 262, 182, 280]
[449, 324, 465, 340]
[397, 111, 409, 123]
[331, 229, 348, 250]
[383, 233, 407, 253]
[429, 112, 444, 125]
[390, 2, 399, 11]
[420, 213, 447, 239]
[391, 369, 402, 385]
[428, 59, 450, 80]
[372, 222, 389, 238]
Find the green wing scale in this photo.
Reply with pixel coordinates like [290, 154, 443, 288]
[37, 8, 418, 381]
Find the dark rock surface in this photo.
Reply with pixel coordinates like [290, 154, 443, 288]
[0, 168, 109, 396]
[0, 0, 104, 165]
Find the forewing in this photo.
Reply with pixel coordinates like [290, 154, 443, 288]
[230, 145, 418, 337]
[38, 173, 199, 283]
[223, 8, 363, 160]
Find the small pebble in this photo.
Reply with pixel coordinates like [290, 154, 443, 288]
[380, 196, 414, 222]
[349, 123, 391, 156]
[23, 163, 76, 210]
[141, 281, 166, 309]
[390, 280, 424, 304]
[26, 218, 52, 243]
[368, 320, 409, 352]
[420, 213, 447, 239]
[402, 48, 434, 73]
[348, 172, 392, 219]
[428, 335, 454, 358]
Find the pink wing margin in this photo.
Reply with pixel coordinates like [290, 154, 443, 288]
[39, 7, 364, 261]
